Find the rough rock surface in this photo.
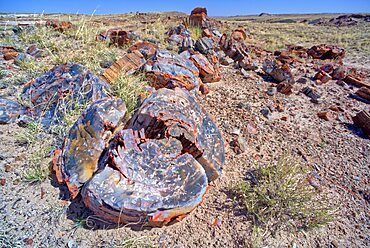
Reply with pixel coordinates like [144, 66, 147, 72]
[53, 98, 127, 198]
[130, 88, 225, 181]
[83, 130, 208, 226]
[0, 97, 24, 124]
[143, 50, 202, 92]
[21, 63, 111, 128]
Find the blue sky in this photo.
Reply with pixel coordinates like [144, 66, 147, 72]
[0, 0, 369, 16]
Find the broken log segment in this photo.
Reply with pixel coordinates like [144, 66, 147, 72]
[344, 75, 370, 89]
[352, 111, 370, 138]
[130, 87, 225, 181]
[21, 63, 112, 129]
[53, 98, 127, 198]
[355, 87, 370, 101]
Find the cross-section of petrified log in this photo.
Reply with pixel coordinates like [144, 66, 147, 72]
[82, 129, 208, 226]
[130, 87, 225, 181]
[53, 98, 126, 198]
[143, 50, 202, 92]
[21, 63, 111, 128]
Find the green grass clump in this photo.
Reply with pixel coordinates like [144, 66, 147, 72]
[234, 156, 333, 245]
[15, 121, 42, 145]
[112, 73, 149, 114]
[22, 138, 52, 183]
[16, 121, 52, 183]
[188, 26, 202, 41]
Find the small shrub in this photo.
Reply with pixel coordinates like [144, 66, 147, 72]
[234, 156, 333, 243]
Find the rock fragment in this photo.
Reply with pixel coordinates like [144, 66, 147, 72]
[307, 44, 345, 60]
[301, 87, 321, 103]
[102, 50, 146, 83]
[190, 53, 221, 83]
[314, 70, 332, 84]
[352, 111, 370, 138]
[96, 28, 138, 46]
[0, 97, 24, 124]
[143, 50, 202, 92]
[263, 61, 295, 84]
[355, 87, 370, 101]
[130, 88, 225, 181]
[317, 111, 333, 121]
[46, 20, 73, 32]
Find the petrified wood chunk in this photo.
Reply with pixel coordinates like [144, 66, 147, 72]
[21, 63, 111, 128]
[82, 129, 208, 226]
[356, 87, 370, 101]
[263, 61, 295, 84]
[102, 50, 146, 83]
[53, 98, 126, 198]
[190, 53, 221, 83]
[127, 41, 158, 59]
[0, 97, 23, 124]
[96, 28, 138, 46]
[130, 88, 225, 181]
[352, 111, 370, 138]
[46, 20, 73, 32]
[307, 44, 345, 60]
[143, 50, 202, 92]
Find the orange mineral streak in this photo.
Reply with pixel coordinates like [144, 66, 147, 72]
[52, 149, 64, 183]
[66, 181, 79, 199]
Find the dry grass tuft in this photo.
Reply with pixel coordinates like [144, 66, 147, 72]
[234, 156, 333, 246]
[111, 73, 149, 114]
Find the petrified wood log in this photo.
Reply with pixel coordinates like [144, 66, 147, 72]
[54, 88, 225, 227]
[143, 50, 202, 92]
[102, 50, 146, 83]
[130, 88, 225, 181]
[53, 98, 127, 198]
[21, 63, 111, 128]
[356, 87, 370, 101]
[82, 129, 208, 226]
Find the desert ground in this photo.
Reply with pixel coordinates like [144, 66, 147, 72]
[0, 10, 369, 248]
